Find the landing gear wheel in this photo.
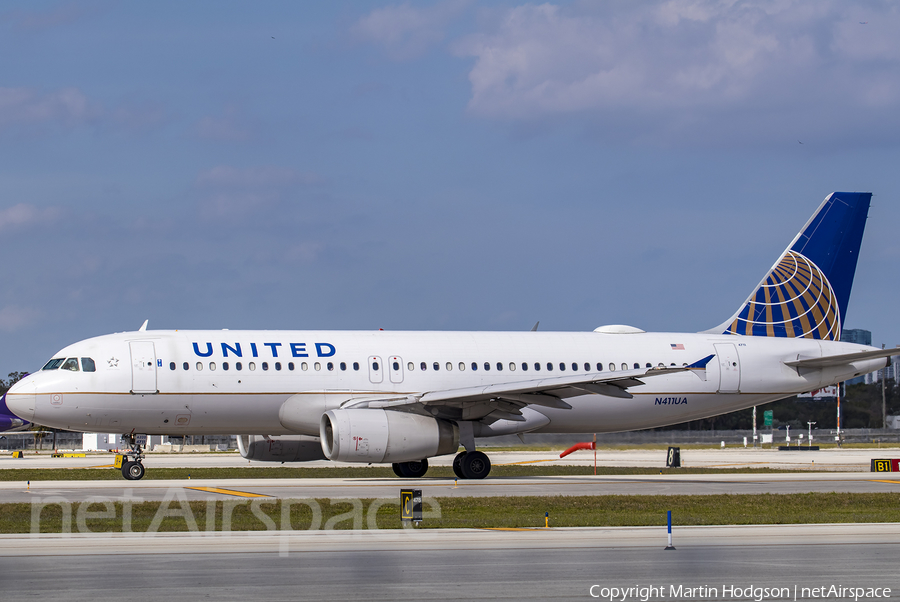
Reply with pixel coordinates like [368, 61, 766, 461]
[452, 452, 467, 479]
[122, 460, 145, 480]
[401, 459, 428, 478]
[392, 460, 429, 478]
[119, 433, 147, 480]
[461, 450, 491, 480]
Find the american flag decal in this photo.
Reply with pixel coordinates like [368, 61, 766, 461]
[670, 344, 685, 350]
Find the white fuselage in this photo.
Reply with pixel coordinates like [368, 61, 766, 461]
[6, 329, 884, 436]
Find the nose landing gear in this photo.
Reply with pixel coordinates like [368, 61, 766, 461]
[119, 434, 146, 480]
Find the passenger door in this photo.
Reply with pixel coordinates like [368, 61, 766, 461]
[713, 343, 741, 393]
[130, 341, 158, 394]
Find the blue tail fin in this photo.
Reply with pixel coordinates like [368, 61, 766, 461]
[717, 192, 871, 340]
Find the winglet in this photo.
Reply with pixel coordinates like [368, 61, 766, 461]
[138, 319, 148, 332]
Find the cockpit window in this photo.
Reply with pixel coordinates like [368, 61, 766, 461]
[42, 358, 65, 371]
[81, 358, 96, 372]
[61, 358, 80, 372]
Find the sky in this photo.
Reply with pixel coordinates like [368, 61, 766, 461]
[2, 0, 900, 374]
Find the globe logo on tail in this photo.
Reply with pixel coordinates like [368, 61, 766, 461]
[724, 250, 840, 340]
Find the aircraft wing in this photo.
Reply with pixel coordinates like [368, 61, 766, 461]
[343, 354, 714, 420]
[784, 347, 898, 370]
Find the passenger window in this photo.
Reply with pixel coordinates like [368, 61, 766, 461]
[546, 363, 553, 371]
[327, 362, 334, 371]
[534, 363, 540, 371]
[169, 362, 176, 371]
[459, 362, 465, 371]
[496, 362, 503, 371]
[433, 362, 440, 371]
[249, 362, 256, 371]
[658, 363, 665, 368]
[408, 362, 414, 371]
[196, 362, 203, 371]
[484, 362, 490, 371]
[289, 362, 295, 371]
[314, 362, 321, 371]
[573, 363, 579, 371]
[340, 362, 346, 371]
[471, 362, 478, 371]
[236, 362, 242, 371]
[393, 361, 400, 371]
[223, 362, 229, 371]
[645, 363, 652, 368]
[634, 363, 639, 369]
[210, 362, 217, 371]
[509, 362, 516, 371]
[584, 363, 590, 371]
[622, 363, 628, 371]
[275, 362, 282, 371]
[61, 358, 79, 371]
[522, 362, 528, 371]
[262, 362, 269, 371]
[446, 362, 453, 371]
[559, 363, 565, 371]
[301, 362, 308, 371]
[372, 362, 379, 371]
[609, 363, 615, 371]
[82, 358, 96, 372]
[421, 362, 427, 371]
[183, 362, 189, 371]
[42, 358, 65, 370]
[353, 362, 360, 371]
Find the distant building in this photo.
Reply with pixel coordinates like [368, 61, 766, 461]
[842, 329, 873, 385]
[842, 328, 872, 346]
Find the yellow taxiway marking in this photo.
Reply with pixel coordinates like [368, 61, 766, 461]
[870, 479, 900, 485]
[495, 459, 557, 466]
[482, 527, 546, 531]
[185, 486, 271, 498]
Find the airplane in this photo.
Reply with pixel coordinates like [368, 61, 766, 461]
[0, 392, 30, 432]
[6, 192, 896, 480]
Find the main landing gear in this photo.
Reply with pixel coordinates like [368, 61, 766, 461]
[452, 450, 491, 480]
[391, 459, 429, 478]
[119, 434, 146, 480]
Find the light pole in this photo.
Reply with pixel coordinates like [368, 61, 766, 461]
[807, 421, 816, 447]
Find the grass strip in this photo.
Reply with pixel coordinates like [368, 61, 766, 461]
[4, 492, 897, 533]
[0, 465, 805, 481]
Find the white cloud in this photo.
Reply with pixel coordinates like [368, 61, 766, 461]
[0, 203, 60, 232]
[0, 87, 100, 130]
[196, 106, 255, 142]
[452, 1, 900, 145]
[195, 166, 325, 221]
[351, 0, 471, 60]
[0, 305, 40, 332]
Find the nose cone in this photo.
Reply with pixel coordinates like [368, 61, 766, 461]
[5, 378, 36, 422]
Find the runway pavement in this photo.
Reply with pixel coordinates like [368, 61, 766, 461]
[0, 524, 897, 601]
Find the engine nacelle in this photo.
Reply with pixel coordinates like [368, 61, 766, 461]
[320, 408, 458, 464]
[237, 434, 327, 462]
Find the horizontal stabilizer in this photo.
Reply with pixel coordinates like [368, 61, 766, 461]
[784, 347, 898, 369]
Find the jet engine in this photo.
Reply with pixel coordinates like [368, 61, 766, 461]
[320, 408, 458, 464]
[237, 434, 327, 462]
